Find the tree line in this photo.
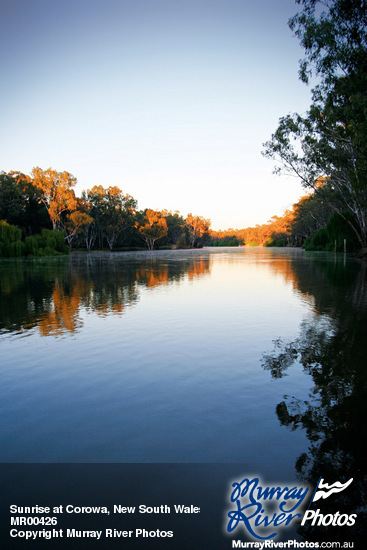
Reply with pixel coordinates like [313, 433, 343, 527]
[0, 165, 362, 256]
[0, 168, 211, 256]
[211, 187, 360, 252]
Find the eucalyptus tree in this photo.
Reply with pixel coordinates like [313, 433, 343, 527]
[103, 187, 137, 250]
[290, 193, 333, 245]
[81, 186, 105, 249]
[185, 214, 211, 248]
[137, 209, 168, 250]
[161, 210, 187, 246]
[64, 210, 94, 251]
[82, 185, 137, 250]
[31, 167, 77, 230]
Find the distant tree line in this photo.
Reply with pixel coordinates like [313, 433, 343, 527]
[0, 168, 211, 256]
[209, 187, 360, 252]
[0, 166, 362, 257]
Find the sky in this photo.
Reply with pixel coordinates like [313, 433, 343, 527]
[0, 0, 313, 230]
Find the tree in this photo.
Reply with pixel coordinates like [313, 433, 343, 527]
[64, 211, 94, 251]
[81, 186, 106, 249]
[0, 171, 50, 234]
[32, 167, 77, 229]
[103, 187, 137, 250]
[185, 214, 211, 248]
[137, 209, 168, 250]
[81, 185, 137, 250]
[0, 173, 26, 226]
[161, 210, 187, 246]
[290, 192, 332, 245]
[263, 0, 367, 248]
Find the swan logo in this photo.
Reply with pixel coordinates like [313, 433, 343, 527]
[311, 478, 353, 503]
[301, 478, 357, 527]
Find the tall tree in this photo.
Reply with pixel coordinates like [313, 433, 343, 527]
[185, 214, 211, 248]
[0, 172, 26, 226]
[137, 209, 168, 250]
[82, 185, 137, 250]
[161, 210, 187, 246]
[81, 185, 106, 249]
[103, 186, 137, 250]
[0, 171, 50, 234]
[263, 0, 367, 248]
[290, 189, 337, 245]
[32, 167, 77, 230]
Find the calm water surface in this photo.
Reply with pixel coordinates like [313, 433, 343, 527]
[1, 248, 366, 484]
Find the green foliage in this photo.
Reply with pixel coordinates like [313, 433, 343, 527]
[0, 171, 51, 235]
[0, 220, 25, 257]
[304, 212, 360, 252]
[264, 237, 288, 247]
[24, 235, 39, 256]
[0, 175, 25, 225]
[211, 235, 240, 247]
[290, 191, 334, 246]
[163, 211, 186, 246]
[0, 220, 22, 243]
[25, 229, 69, 256]
[325, 212, 360, 251]
[304, 227, 329, 251]
[0, 221, 68, 258]
[81, 185, 137, 250]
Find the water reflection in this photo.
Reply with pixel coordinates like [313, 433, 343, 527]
[1, 248, 366, 540]
[0, 252, 211, 337]
[262, 254, 367, 542]
[0, 258, 68, 334]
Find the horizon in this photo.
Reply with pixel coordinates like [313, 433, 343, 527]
[1, 0, 312, 231]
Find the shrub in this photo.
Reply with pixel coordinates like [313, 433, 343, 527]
[0, 221, 69, 257]
[24, 235, 39, 256]
[0, 220, 24, 257]
[25, 230, 69, 256]
[303, 213, 360, 252]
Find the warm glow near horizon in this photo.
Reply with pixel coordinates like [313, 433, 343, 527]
[1, 0, 311, 231]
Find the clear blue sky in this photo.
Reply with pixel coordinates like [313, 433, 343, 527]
[1, 0, 312, 230]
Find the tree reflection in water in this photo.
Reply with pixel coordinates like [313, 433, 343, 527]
[0, 252, 211, 337]
[262, 255, 367, 542]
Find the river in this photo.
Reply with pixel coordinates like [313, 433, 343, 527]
[0, 247, 365, 540]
